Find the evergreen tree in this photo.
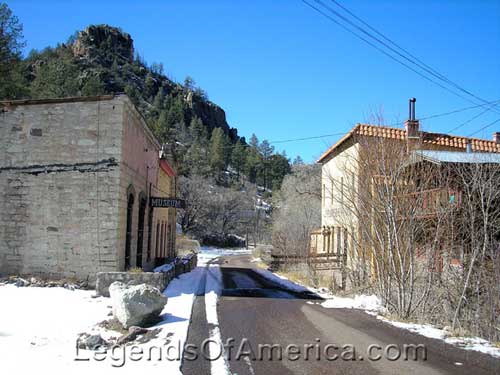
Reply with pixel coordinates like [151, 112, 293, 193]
[156, 110, 171, 142]
[81, 73, 105, 96]
[244, 146, 262, 184]
[258, 139, 275, 189]
[144, 72, 156, 100]
[230, 140, 247, 179]
[249, 133, 259, 148]
[209, 127, 226, 175]
[189, 116, 207, 145]
[268, 154, 291, 190]
[185, 140, 208, 176]
[184, 76, 195, 91]
[30, 49, 80, 99]
[292, 155, 304, 165]
[0, 3, 26, 99]
[153, 89, 165, 110]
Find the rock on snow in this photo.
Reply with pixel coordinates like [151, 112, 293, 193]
[109, 282, 168, 329]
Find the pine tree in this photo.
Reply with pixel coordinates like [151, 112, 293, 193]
[209, 127, 226, 175]
[81, 73, 105, 96]
[258, 139, 275, 189]
[231, 140, 247, 179]
[249, 133, 259, 148]
[268, 154, 291, 190]
[244, 147, 262, 184]
[156, 110, 171, 142]
[144, 72, 156, 100]
[189, 116, 207, 145]
[0, 3, 26, 99]
[153, 89, 165, 110]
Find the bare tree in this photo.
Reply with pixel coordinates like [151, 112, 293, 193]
[178, 174, 255, 243]
[272, 164, 321, 259]
[325, 131, 500, 339]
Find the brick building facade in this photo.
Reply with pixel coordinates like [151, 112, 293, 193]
[0, 94, 178, 281]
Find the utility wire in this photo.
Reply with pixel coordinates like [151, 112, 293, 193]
[326, 0, 498, 113]
[301, 0, 500, 116]
[270, 99, 500, 144]
[447, 106, 495, 134]
[271, 132, 346, 144]
[467, 117, 500, 138]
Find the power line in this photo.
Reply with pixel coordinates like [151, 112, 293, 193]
[270, 99, 500, 144]
[467, 117, 500, 138]
[326, 0, 498, 112]
[301, 0, 500, 116]
[446, 106, 495, 134]
[270, 132, 346, 144]
[419, 99, 500, 123]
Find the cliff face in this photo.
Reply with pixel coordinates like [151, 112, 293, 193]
[67, 25, 237, 141]
[72, 25, 134, 64]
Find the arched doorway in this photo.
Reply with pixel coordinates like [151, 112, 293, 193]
[136, 195, 147, 268]
[125, 193, 135, 269]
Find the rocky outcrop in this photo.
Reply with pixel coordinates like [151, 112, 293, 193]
[72, 24, 134, 64]
[109, 282, 168, 329]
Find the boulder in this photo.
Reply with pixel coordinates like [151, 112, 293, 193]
[77, 333, 107, 350]
[109, 282, 168, 329]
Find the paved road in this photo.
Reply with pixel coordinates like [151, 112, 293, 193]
[183, 254, 499, 375]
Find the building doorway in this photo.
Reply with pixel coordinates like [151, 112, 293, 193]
[136, 196, 147, 268]
[125, 193, 134, 269]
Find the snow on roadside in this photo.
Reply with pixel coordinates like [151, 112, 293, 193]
[375, 315, 500, 358]
[0, 262, 207, 374]
[204, 264, 230, 375]
[0, 285, 110, 373]
[256, 266, 500, 360]
[197, 246, 252, 267]
[320, 294, 382, 311]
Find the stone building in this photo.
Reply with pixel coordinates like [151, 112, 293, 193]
[0, 94, 178, 281]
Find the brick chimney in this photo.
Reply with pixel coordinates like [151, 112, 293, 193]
[405, 98, 420, 152]
[493, 132, 500, 144]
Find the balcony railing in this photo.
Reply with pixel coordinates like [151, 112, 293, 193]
[399, 187, 461, 218]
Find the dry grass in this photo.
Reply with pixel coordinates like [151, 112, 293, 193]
[176, 234, 200, 255]
[128, 267, 143, 273]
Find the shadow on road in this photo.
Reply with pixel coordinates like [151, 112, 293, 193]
[221, 267, 323, 300]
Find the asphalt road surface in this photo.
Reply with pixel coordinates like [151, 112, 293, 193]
[183, 254, 499, 375]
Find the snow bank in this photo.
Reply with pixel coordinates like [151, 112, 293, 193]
[257, 267, 500, 360]
[0, 261, 208, 374]
[0, 285, 110, 373]
[153, 262, 174, 273]
[376, 315, 500, 358]
[320, 294, 382, 311]
[197, 246, 252, 267]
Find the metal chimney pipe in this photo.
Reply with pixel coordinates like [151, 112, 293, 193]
[408, 98, 416, 121]
[466, 140, 472, 153]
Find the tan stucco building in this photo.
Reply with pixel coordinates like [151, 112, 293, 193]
[312, 101, 500, 284]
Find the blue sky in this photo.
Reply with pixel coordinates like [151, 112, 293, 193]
[8, 0, 500, 162]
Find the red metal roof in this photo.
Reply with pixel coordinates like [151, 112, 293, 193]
[159, 159, 176, 177]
